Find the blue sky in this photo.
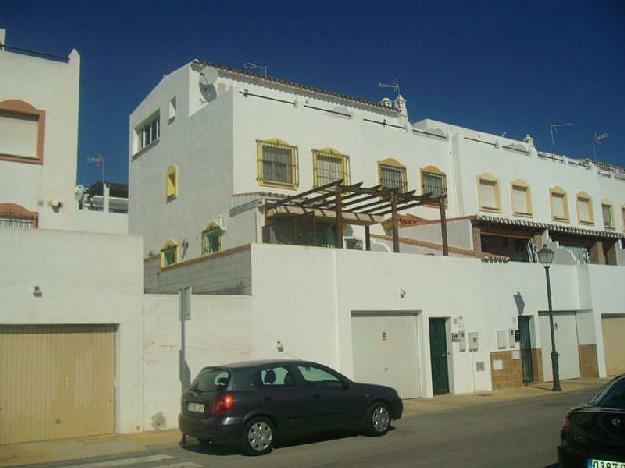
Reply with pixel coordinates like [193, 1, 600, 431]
[2, 0, 624, 185]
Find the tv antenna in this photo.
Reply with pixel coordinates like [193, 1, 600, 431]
[87, 155, 105, 186]
[378, 79, 401, 98]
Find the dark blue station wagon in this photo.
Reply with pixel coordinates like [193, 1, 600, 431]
[179, 359, 403, 455]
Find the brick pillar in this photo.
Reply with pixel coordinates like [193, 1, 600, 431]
[589, 241, 606, 265]
[472, 225, 482, 252]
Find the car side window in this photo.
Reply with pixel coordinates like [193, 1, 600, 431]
[257, 366, 296, 387]
[297, 364, 342, 387]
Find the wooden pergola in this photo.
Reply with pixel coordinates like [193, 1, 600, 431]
[264, 180, 449, 254]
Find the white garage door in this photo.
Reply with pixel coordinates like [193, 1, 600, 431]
[539, 312, 580, 382]
[601, 315, 625, 376]
[351, 313, 420, 399]
[0, 325, 116, 444]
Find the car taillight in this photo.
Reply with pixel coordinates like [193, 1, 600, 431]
[562, 415, 572, 429]
[211, 393, 235, 414]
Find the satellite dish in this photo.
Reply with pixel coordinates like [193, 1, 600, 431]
[199, 66, 218, 87]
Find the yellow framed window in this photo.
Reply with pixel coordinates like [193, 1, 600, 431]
[201, 223, 222, 254]
[550, 187, 569, 222]
[166, 164, 178, 199]
[511, 180, 532, 216]
[160, 240, 178, 268]
[257, 139, 298, 189]
[601, 200, 614, 229]
[378, 158, 407, 193]
[312, 148, 350, 187]
[576, 192, 594, 225]
[420, 165, 447, 205]
[477, 173, 501, 212]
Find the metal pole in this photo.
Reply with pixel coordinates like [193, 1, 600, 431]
[544, 266, 561, 391]
[335, 182, 343, 249]
[439, 197, 449, 256]
[391, 191, 399, 253]
[364, 225, 371, 251]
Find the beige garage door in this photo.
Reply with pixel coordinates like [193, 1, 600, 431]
[602, 316, 625, 377]
[0, 325, 116, 444]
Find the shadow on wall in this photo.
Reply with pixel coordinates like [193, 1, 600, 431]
[513, 291, 526, 316]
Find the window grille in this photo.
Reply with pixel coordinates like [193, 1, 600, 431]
[202, 226, 221, 254]
[0, 216, 35, 229]
[313, 151, 349, 187]
[136, 113, 160, 152]
[257, 141, 298, 187]
[380, 165, 406, 193]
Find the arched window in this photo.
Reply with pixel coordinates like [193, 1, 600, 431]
[160, 240, 178, 268]
[166, 164, 178, 200]
[420, 165, 447, 206]
[312, 147, 350, 187]
[576, 192, 594, 225]
[0, 100, 46, 165]
[549, 187, 569, 222]
[477, 173, 501, 212]
[601, 199, 614, 230]
[510, 179, 532, 217]
[378, 158, 407, 193]
[201, 222, 223, 254]
[256, 138, 298, 189]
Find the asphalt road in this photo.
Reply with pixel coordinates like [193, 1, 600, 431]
[46, 387, 598, 468]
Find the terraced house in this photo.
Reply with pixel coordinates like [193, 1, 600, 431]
[129, 59, 625, 414]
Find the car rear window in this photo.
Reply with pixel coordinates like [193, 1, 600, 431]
[192, 368, 231, 393]
[589, 377, 625, 409]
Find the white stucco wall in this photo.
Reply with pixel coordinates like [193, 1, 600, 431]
[0, 228, 145, 433]
[73, 210, 128, 234]
[129, 64, 235, 258]
[0, 48, 80, 230]
[142, 294, 252, 430]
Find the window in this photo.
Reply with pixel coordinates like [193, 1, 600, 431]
[160, 240, 178, 267]
[166, 165, 178, 200]
[312, 148, 350, 187]
[420, 166, 447, 205]
[296, 364, 343, 387]
[477, 174, 501, 212]
[601, 200, 614, 230]
[378, 158, 407, 193]
[0, 99, 45, 165]
[168, 97, 176, 122]
[257, 366, 296, 387]
[201, 223, 222, 254]
[191, 368, 230, 392]
[136, 112, 160, 153]
[550, 187, 569, 222]
[257, 139, 298, 188]
[576, 193, 594, 225]
[511, 180, 532, 216]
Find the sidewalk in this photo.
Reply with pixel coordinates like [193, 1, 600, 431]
[0, 377, 608, 467]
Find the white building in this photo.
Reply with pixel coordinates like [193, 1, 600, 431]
[128, 59, 625, 411]
[0, 29, 80, 230]
[129, 60, 625, 266]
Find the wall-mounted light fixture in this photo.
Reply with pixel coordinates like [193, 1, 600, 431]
[33, 285, 42, 297]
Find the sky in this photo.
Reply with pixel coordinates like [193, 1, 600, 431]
[2, 0, 624, 186]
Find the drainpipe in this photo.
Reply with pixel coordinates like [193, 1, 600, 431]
[103, 183, 110, 213]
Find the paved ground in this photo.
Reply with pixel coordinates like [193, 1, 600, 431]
[0, 378, 608, 468]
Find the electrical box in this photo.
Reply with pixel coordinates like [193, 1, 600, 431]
[469, 332, 479, 352]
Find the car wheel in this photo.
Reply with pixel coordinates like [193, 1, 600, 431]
[242, 417, 274, 456]
[365, 402, 391, 436]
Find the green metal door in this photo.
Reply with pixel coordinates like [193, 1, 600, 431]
[429, 318, 449, 395]
[519, 317, 534, 383]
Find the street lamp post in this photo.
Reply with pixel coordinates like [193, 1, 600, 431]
[538, 246, 561, 391]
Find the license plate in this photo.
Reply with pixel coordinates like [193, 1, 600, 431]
[587, 459, 625, 468]
[187, 402, 204, 413]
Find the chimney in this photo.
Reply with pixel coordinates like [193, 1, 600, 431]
[380, 97, 392, 109]
[395, 94, 408, 119]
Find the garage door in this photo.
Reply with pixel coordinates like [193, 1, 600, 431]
[0, 325, 116, 444]
[601, 315, 625, 376]
[539, 313, 580, 382]
[351, 313, 420, 399]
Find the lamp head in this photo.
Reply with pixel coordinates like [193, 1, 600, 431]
[538, 246, 555, 266]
